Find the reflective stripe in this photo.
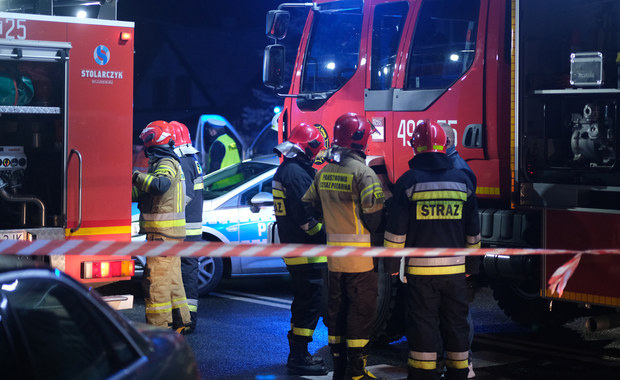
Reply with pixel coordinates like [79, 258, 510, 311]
[407, 257, 465, 266]
[446, 351, 469, 361]
[327, 233, 371, 243]
[272, 189, 285, 198]
[142, 174, 154, 192]
[142, 211, 185, 221]
[188, 304, 198, 312]
[347, 339, 369, 348]
[408, 358, 436, 370]
[186, 222, 203, 230]
[145, 301, 172, 314]
[284, 256, 327, 265]
[292, 326, 314, 337]
[186, 228, 202, 236]
[142, 219, 186, 228]
[171, 296, 188, 310]
[408, 181, 467, 194]
[446, 359, 469, 369]
[328, 335, 343, 344]
[384, 240, 405, 248]
[194, 182, 204, 190]
[306, 222, 322, 236]
[406, 265, 465, 275]
[327, 241, 371, 247]
[410, 351, 437, 361]
[384, 231, 406, 244]
[412, 190, 467, 201]
[467, 233, 481, 245]
[360, 182, 381, 201]
[466, 242, 481, 249]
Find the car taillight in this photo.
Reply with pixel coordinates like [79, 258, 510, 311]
[82, 260, 135, 279]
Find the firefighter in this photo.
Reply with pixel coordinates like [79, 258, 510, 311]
[384, 120, 481, 380]
[302, 112, 385, 380]
[132, 120, 191, 332]
[170, 120, 204, 334]
[205, 119, 241, 173]
[439, 122, 478, 378]
[272, 122, 328, 376]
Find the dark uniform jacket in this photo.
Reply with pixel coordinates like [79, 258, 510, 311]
[272, 157, 326, 266]
[179, 154, 204, 240]
[384, 152, 480, 251]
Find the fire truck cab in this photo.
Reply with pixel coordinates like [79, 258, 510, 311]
[264, 0, 620, 334]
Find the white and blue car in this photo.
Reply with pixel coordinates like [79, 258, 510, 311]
[132, 156, 288, 295]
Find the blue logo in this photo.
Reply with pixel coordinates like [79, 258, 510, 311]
[93, 45, 110, 65]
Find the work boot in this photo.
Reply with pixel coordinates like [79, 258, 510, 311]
[331, 344, 348, 380]
[287, 338, 327, 375]
[345, 348, 384, 380]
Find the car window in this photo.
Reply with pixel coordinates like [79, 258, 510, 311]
[240, 185, 260, 206]
[204, 161, 276, 200]
[261, 178, 273, 194]
[2, 276, 140, 380]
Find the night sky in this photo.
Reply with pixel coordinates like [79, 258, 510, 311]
[116, 1, 307, 144]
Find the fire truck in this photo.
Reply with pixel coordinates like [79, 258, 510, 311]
[263, 0, 620, 338]
[0, 2, 135, 297]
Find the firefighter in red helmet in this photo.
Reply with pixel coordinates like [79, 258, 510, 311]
[384, 120, 481, 380]
[170, 120, 204, 334]
[132, 120, 191, 332]
[302, 113, 385, 380]
[272, 122, 328, 376]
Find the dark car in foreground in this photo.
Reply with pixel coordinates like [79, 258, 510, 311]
[0, 255, 198, 380]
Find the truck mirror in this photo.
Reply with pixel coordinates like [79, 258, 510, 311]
[263, 44, 285, 89]
[266, 10, 290, 40]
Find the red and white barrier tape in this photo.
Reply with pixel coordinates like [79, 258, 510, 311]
[1, 239, 619, 296]
[0, 238, 590, 258]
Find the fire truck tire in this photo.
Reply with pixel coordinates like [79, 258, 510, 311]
[371, 259, 406, 346]
[490, 280, 587, 328]
[197, 257, 224, 296]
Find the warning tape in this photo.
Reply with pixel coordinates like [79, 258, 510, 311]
[1, 239, 619, 296]
[0, 238, 618, 258]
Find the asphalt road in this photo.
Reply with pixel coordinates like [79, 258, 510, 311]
[108, 277, 620, 380]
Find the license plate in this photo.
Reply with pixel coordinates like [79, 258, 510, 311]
[1, 230, 28, 240]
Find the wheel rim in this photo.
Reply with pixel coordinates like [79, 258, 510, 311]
[198, 257, 216, 289]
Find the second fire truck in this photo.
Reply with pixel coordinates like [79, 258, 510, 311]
[264, 0, 620, 338]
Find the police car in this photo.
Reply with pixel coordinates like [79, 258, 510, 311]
[132, 156, 287, 296]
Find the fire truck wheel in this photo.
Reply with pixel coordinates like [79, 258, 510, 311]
[370, 259, 406, 346]
[490, 280, 587, 328]
[197, 257, 224, 296]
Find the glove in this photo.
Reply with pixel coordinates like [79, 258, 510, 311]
[132, 170, 141, 183]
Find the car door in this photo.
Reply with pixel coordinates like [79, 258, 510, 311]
[236, 176, 286, 275]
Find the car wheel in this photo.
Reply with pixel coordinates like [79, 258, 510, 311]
[197, 257, 224, 296]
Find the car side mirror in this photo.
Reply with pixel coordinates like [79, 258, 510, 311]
[250, 192, 274, 213]
[263, 44, 285, 89]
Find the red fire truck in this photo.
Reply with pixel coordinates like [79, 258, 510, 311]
[0, 5, 135, 294]
[264, 0, 620, 336]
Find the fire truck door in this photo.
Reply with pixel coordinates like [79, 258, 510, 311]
[366, 0, 488, 183]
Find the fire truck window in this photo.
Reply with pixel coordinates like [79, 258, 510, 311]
[405, 0, 479, 90]
[370, 2, 409, 90]
[301, 3, 363, 93]
[4, 277, 140, 379]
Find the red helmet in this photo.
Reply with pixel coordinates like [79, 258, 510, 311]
[139, 120, 175, 148]
[332, 113, 373, 152]
[410, 120, 446, 154]
[169, 120, 191, 147]
[288, 123, 326, 160]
